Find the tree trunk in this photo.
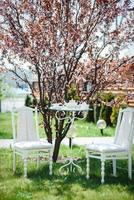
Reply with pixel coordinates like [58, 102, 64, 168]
[52, 137, 62, 162]
[47, 133, 52, 144]
[43, 114, 53, 143]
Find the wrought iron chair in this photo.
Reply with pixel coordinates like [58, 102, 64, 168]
[86, 107, 134, 183]
[11, 106, 53, 177]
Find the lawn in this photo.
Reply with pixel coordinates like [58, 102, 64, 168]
[0, 112, 134, 200]
[0, 112, 115, 139]
[0, 147, 134, 200]
[0, 113, 12, 139]
[0, 112, 46, 139]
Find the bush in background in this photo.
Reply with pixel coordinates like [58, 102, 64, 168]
[25, 95, 32, 107]
[86, 103, 95, 123]
[111, 106, 119, 126]
[87, 92, 128, 127]
[67, 83, 80, 101]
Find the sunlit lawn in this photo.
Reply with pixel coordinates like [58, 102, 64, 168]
[0, 112, 134, 200]
[0, 112, 46, 139]
[0, 147, 134, 200]
[74, 119, 115, 137]
[0, 113, 12, 139]
[0, 112, 115, 139]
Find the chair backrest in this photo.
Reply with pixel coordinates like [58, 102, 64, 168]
[12, 106, 39, 142]
[114, 107, 134, 150]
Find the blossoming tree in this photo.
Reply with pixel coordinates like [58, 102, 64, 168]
[0, 0, 134, 161]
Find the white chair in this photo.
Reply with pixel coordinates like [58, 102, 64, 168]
[86, 107, 134, 183]
[11, 106, 53, 178]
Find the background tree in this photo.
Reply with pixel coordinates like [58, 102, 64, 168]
[0, 0, 134, 161]
[25, 94, 32, 107]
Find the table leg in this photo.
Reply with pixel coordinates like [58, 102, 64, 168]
[59, 137, 82, 174]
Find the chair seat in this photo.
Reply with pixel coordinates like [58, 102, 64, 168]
[86, 143, 127, 153]
[14, 141, 53, 150]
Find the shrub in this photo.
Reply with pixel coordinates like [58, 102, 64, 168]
[25, 95, 32, 107]
[86, 103, 101, 123]
[100, 92, 115, 102]
[86, 103, 94, 122]
[111, 106, 119, 126]
[87, 92, 128, 127]
[98, 92, 114, 126]
[100, 104, 113, 126]
[67, 83, 80, 101]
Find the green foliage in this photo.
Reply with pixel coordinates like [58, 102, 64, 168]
[32, 98, 37, 107]
[86, 104, 101, 124]
[95, 105, 101, 123]
[25, 95, 32, 107]
[86, 92, 115, 125]
[100, 92, 115, 102]
[67, 83, 80, 101]
[44, 96, 51, 107]
[100, 105, 112, 126]
[111, 107, 119, 126]
[24, 95, 38, 108]
[86, 104, 94, 123]
[87, 92, 128, 127]
[110, 104, 127, 127]
[99, 92, 114, 126]
[97, 93, 113, 126]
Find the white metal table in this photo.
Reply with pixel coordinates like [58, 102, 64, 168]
[49, 101, 89, 174]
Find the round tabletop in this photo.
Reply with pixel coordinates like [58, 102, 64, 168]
[49, 103, 90, 112]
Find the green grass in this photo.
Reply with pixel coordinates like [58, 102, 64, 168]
[0, 113, 47, 139]
[0, 113, 134, 200]
[0, 113, 12, 139]
[0, 113, 115, 139]
[75, 120, 115, 137]
[0, 148, 134, 200]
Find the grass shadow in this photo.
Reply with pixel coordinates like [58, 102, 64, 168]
[1, 149, 134, 200]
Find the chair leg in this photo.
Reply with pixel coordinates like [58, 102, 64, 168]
[112, 159, 117, 177]
[49, 149, 53, 175]
[86, 150, 90, 179]
[13, 150, 16, 173]
[24, 158, 27, 178]
[128, 154, 132, 180]
[101, 155, 105, 184]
